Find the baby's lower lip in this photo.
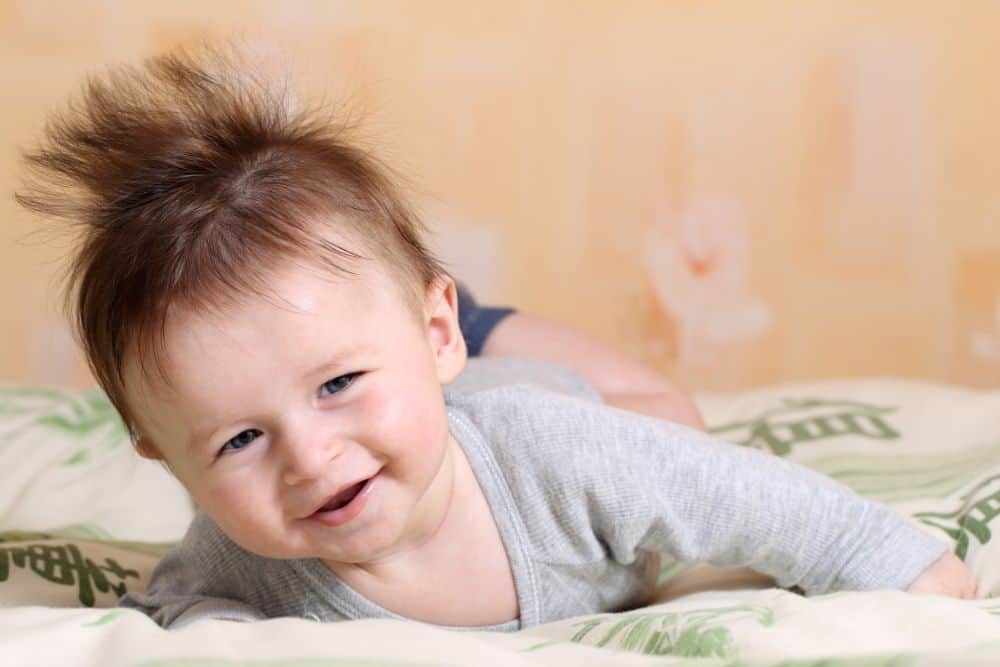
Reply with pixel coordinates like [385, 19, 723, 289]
[308, 472, 380, 528]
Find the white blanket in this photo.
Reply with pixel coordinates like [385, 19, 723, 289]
[2, 379, 999, 666]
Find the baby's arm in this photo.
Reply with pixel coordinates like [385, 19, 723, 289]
[622, 416, 972, 597]
[487, 388, 974, 599]
[480, 311, 706, 430]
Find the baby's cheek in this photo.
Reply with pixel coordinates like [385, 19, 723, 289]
[359, 383, 448, 472]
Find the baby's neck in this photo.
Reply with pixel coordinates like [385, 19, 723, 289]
[322, 436, 520, 625]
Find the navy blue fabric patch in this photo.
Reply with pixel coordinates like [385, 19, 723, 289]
[456, 285, 515, 357]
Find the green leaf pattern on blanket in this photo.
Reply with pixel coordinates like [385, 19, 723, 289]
[709, 399, 900, 456]
[0, 540, 140, 606]
[805, 447, 1000, 504]
[717, 658, 920, 666]
[82, 610, 127, 627]
[0, 386, 65, 415]
[0, 387, 129, 466]
[556, 606, 774, 658]
[45, 390, 129, 466]
[709, 397, 1000, 560]
[914, 474, 1000, 559]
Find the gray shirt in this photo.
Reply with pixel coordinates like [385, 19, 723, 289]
[119, 363, 947, 629]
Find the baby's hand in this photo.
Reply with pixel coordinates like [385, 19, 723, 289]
[906, 551, 977, 599]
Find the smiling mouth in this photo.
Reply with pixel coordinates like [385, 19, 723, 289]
[317, 480, 368, 513]
[309, 470, 381, 520]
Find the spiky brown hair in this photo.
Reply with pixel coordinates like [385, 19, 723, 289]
[16, 43, 444, 439]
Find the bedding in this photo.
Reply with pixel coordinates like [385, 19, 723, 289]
[2, 378, 999, 666]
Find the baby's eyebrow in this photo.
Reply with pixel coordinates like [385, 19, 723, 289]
[185, 409, 253, 455]
[301, 344, 369, 381]
[184, 345, 371, 455]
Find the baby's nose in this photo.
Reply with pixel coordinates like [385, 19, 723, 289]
[281, 433, 342, 485]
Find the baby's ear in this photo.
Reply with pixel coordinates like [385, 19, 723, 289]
[134, 435, 165, 461]
[424, 275, 467, 384]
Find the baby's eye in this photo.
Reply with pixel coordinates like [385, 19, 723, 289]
[220, 428, 262, 455]
[319, 373, 360, 398]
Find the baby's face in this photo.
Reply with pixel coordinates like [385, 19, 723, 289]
[126, 260, 467, 565]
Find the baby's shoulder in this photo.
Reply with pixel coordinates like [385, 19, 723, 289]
[446, 383, 658, 493]
[447, 357, 601, 402]
[447, 383, 603, 452]
[446, 384, 666, 563]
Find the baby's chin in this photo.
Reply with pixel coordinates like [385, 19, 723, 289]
[222, 520, 405, 564]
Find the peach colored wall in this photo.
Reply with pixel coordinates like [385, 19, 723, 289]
[2, 1, 999, 391]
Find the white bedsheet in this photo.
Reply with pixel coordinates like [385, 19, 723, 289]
[3, 378, 999, 666]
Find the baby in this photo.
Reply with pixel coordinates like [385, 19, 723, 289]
[16, 45, 975, 629]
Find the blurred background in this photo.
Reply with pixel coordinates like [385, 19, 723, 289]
[2, 1, 999, 392]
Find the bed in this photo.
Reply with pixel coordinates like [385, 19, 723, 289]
[2, 372, 999, 666]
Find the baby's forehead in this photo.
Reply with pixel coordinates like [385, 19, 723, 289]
[124, 258, 411, 397]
